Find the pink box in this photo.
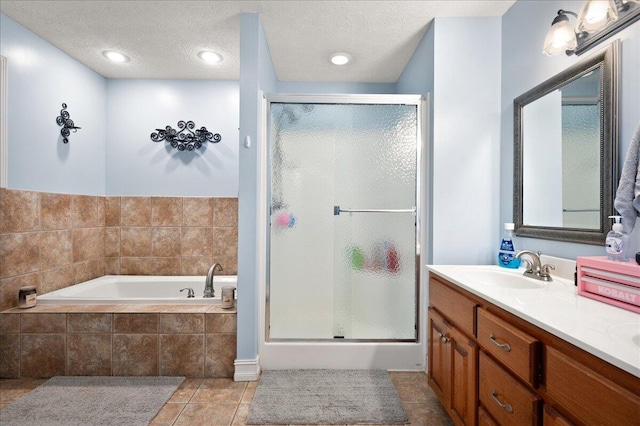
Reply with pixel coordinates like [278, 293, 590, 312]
[577, 256, 640, 314]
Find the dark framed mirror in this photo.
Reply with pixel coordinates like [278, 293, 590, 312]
[514, 40, 619, 245]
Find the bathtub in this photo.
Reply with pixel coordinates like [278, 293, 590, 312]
[37, 275, 237, 305]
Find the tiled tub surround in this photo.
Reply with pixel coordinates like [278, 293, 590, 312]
[0, 189, 238, 311]
[0, 305, 237, 379]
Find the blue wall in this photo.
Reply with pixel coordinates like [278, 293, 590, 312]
[277, 81, 396, 94]
[106, 79, 239, 196]
[0, 13, 107, 195]
[500, 0, 640, 257]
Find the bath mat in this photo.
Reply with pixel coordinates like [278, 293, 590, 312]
[246, 369, 408, 424]
[0, 376, 184, 426]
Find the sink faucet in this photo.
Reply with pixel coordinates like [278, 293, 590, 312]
[514, 250, 554, 282]
[204, 263, 223, 298]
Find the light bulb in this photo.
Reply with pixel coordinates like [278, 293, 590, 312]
[102, 50, 130, 63]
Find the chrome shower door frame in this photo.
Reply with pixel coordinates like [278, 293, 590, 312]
[265, 93, 423, 343]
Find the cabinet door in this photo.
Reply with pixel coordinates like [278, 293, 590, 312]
[543, 405, 573, 426]
[449, 325, 478, 426]
[428, 307, 450, 407]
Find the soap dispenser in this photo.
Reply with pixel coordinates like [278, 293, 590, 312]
[498, 223, 521, 268]
[606, 216, 629, 261]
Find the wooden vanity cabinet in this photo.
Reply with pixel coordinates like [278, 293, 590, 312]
[428, 274, 640, 426]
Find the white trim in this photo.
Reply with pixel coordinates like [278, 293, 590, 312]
[234, 356, 261, 381]
[0, 55, 7, 188]
[266, 93, 422, 105]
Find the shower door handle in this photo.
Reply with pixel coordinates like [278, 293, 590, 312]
[333, 206, 416, 215]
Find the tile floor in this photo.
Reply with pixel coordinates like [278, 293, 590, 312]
[0, 371, 452, 426]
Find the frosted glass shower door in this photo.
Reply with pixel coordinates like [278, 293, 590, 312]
[268, 102, 418, 341]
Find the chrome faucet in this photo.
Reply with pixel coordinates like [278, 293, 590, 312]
[204, 263, 223, 298]
[514, 250, 554, 282]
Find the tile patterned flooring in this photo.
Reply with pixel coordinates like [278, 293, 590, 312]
[0, 372, 453, 426]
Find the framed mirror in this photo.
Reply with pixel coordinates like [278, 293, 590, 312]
[514, 40, 619, 245]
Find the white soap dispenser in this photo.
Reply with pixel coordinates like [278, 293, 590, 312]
[606, 216, 629, 261]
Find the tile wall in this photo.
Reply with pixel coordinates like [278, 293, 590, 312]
[0, 189, 239, 311]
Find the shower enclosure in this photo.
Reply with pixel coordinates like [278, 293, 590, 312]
[266, 95, 421, 345]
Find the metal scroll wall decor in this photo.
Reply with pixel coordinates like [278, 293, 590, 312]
[56, 103, 81, 143]
[150, 120, 221, 151]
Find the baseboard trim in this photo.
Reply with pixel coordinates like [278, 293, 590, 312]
[234, 356, 261, 381]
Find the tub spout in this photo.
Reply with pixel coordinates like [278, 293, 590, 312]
[204, 263, 223, 298]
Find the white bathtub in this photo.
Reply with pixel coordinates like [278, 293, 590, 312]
[37, 275, 237, 305]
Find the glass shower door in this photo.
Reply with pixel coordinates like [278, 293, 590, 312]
[268, 101, 418, 341]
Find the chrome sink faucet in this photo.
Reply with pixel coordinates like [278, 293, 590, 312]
[514, 250, 554, 282]
[204, 263, 223, 298]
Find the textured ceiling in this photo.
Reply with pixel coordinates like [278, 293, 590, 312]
[0, 1, 515, 82]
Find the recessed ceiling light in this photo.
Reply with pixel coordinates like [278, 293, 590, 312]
[198, 51, 223, 64]
[102, 50, 130, 63]
[329, 52, 352, 65]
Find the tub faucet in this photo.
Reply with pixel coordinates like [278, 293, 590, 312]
[204, 263, 223, 298]
[514, 250, 554, 282]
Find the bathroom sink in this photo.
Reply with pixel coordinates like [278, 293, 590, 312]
[456, 268, 545, 289]
[607, 322, 640, 348]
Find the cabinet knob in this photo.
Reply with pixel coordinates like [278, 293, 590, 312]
[491, 389, 514, 413]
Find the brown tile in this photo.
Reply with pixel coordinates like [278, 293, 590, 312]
[149, 402, 186, 426]
[40, 192, 72, 230]
[152, 197, 183, 227]
[207, 305, 236, 314]
[206, 313, 237, 333]
[0, 273, 39, 312]
[113, 313, 158, 333]
[97, 197, 105, 226]
[40, 265, 75, 295]
[0, 233, 39, 279]
[192, 378, 246, 403]
[72, 227, 105, 262]
[151, 257, 182, 275]
[0, 313, 20, 333]
[120, 257, 151, 275]
[214, 198, 238, 227]
[159, 334, 204, 377]
[73, 259, 105, 284]
[114, 304, 166, 313]
[121, 227, 151, 257]
[181, 227, 212, 257]
[181, 257, 213, 276]
[160, 313, 205, 334]
[121, 197, 151, 226]
[161, 305, 210, 313]
[67, 313, 112, 333]
[67, 333, 111, 376]
[231, 402, 250, 425]
[0, 378, 47, 402]
[205, 334, 236, 378]
[105, 227, 120, 257]
[0, 189, 39, 233]
[212, 227, 238, 257]
[105, 257, 120, 275]
[21, 334, 66, 377]
[241, 381, 257, 403]
[173, 402, 237, 426]
[39, 230, 72, 269]
[21, 313, 66, 333]
[390, 371, 432, 404]
[67, 305, 118, 313]
[71, 195, 99, 228]
[6, 304, 73, 313]
[402, 402, 453, 426]
[0, 334, 21, 378]
[183, 198, 213, 227]
[151, 227, 181, 257]
[112, 334, 158, 376]
[168, 378, 203, 403]
[105, 197, 121, 226]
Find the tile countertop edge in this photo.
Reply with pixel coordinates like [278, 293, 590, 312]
[426, 264, 640, 378]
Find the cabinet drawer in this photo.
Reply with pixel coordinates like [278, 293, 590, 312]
[545, 346, 640, 426]
[479, 352, 541, 425]
[478, 406, 498, 426]
[429, 277, 477, 336]
[543, 405, 573, 426]
[477, 309, 539, 387]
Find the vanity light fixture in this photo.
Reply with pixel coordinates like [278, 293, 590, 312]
[56, 103, 81, 144]
[329, 52, 352, 65]
[198, 51, 223, 64]
[102, 50, 130, 63]
[543, 0, 640, 56]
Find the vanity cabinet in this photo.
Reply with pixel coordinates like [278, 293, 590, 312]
[428, 274, 640, 426]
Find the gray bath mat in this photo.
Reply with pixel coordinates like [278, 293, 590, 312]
[0, 376, 184, 426]
[246, 369, 408, 424]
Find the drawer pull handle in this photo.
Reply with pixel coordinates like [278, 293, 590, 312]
[491, 389, 514, 413]
[489, 333, 511, 352]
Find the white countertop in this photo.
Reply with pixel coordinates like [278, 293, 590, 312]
[426, 264, 640, 378]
